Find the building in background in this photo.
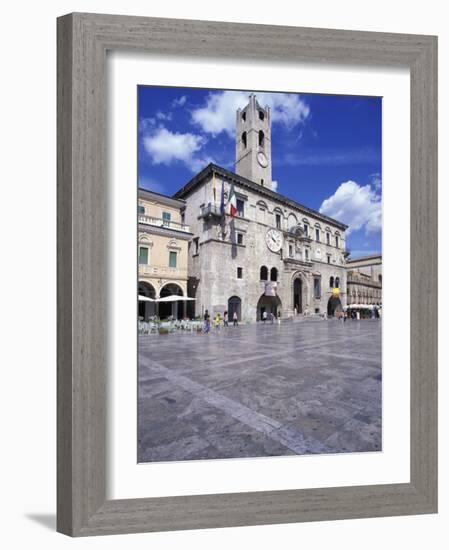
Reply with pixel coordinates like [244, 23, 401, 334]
[174, 95, 349, 322]
[138, 189, 192, 320]
[346, 254, 382, 306]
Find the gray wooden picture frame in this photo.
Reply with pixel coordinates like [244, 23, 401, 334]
[57, 12, 438, 537]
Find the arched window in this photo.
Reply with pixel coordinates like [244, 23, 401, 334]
[335, 277, 340, 288]
[258, 130, 265, 147]
[270, 267, 278, 282]
[242, 111, 246, 121]
[259, 110, 265, 121]
[242, 131, 247, 148]
[260, 265, 268, 281]
[329, 276, 334, 288]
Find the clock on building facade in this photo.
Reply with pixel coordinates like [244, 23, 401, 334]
[257, 151, 268, 167]
[265, 228, 283, 253]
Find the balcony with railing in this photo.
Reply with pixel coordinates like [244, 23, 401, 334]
[138, 214, 190, 233]
[199, 203, 223, 219]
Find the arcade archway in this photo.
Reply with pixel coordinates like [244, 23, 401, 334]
[327, 295, 343, 317]
[257, 293, 282, 321]
[138, 281, 156, 321]
[159, 283, 184, 319]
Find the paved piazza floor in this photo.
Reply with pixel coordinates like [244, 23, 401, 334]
[138, 318, 382, 462]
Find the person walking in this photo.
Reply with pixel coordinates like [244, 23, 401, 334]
[203, 309, 210, 333]
[233, 311, 238, 326]
[223, 310, 229, 327]
[262, 310, 267, 323]
[214, 313, 221, 331]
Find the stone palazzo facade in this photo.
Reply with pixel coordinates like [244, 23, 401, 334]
[175, 165, 348, 322]
[346, 254, 382, 306]
[174, 96, 349, 322]
[138, 189, 192, 320]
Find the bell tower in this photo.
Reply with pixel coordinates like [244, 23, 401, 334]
[235, 94, 273, 189]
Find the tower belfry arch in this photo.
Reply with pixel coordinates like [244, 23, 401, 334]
[235, 94, 273, 189]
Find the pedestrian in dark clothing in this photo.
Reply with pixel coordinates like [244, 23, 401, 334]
[204, 309, 210, 333]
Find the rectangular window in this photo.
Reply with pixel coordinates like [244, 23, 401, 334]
[314, 278, 321, 299]
[162, 211, 171, 225]
[237, 233, 243, 245]
[138, 205, 145, 215]
[335, 235, 339, 248]
[327, 254, 331, 264]
[276, 214, 281, 229]
[289, 244, 293, 258]
[236, 199, 245, 217]
[305, 248, 309, 261]
[169, 251, 177, 268]
[193, 237, 199, 255]
[315, 228, 320, 242]
[139, 247, 148, 265]
[326, 232, 330, 245]
[237, 267, 243, 279]
[304, 224, 309, 236]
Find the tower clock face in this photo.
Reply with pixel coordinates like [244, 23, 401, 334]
[257, 151, 268, 168]
[266, 228, 283, 253]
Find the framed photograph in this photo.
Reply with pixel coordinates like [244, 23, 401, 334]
[57, 13, 437, 536]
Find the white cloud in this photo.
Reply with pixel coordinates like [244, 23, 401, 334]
[155, 111, 172, 121]
[319, 180, 382, 235]
[191, 90, 310, 137]
[142, 127, 210, 172]
[139, 117, 156, 131]
[172, 95, 187, 108]
[370, 172, 382, 191]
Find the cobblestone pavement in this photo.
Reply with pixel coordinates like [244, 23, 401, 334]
[138, 318, 382, 462]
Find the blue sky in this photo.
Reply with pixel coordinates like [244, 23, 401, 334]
[138, 86, 382, 258]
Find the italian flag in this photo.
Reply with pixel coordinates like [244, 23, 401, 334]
[229, 182, 237, 217]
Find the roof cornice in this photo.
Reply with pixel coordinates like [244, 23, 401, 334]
[173, 163, 349, 231]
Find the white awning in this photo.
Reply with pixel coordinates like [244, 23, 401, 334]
[138, 295, 155, 302]
[157, 295, 196, 302]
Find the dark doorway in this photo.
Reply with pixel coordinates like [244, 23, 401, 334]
[228, 296, 242, 322]
[257, 294, 282, 321]
[327, 295, 343, 317]
[293, 278, 302, 314]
